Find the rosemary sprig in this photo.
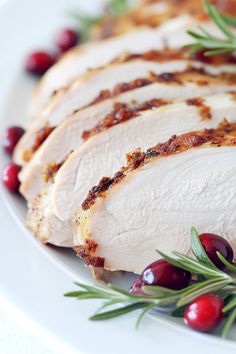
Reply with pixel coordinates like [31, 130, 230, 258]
[221, 308, 236, 338]
[223, 295, 236, 313]
[65, 228, 236, 337]
[187, 0, 236, 56]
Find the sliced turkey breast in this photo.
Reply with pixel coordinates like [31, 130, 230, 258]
[75, 124, 236, 274]
[19, 69, 236, 201]
[28, 15, 227, 117]
[26, 93, 236, 247]
[14, 57, 236, 167]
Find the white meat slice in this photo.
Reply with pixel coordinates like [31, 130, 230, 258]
[76, 144, 236, 274]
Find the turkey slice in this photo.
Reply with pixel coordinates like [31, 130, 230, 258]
[75, 125, 236, 274]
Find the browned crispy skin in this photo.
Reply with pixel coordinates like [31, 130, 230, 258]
[22, 126, 55, 162]
[82, 99, 170, 141]
[74, 239, 105, 267]
[113, 48, 236, 66]
[186, 98, 212, 120]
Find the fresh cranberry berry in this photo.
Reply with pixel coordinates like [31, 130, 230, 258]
[3, 126, 25, 155]
[2, 163, 21, 193]
[25, 51, 56, 76]
[141, 259, 191, 290]
[184, 294, 224, 333]
[55, 28, 79, 52]
[198, 233, 234, 270]
[129, 278, 145, 295]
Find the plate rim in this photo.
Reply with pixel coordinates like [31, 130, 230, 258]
[0, 0, 236, 352]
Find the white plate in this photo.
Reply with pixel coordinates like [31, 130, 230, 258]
[0, 0, 236, 353]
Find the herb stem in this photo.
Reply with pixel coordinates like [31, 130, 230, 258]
[187, 0, 236, 56]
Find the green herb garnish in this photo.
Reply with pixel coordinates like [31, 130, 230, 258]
[187, 0, 236, 56]
[65, 228, 236, 338]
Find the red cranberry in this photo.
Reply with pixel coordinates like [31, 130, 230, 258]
[3, 126, 25, 155]
[2, 163, 21, 193]
[55, 29, 79, 52]
[25, 51, 56, 76]
[129, 278, 145, 295]
[198, 233, 234, 270]
[184, 294, 224, 333]
[141, 259, 191, 290]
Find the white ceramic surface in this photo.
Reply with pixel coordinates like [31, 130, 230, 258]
[0, 0, 236, 353]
